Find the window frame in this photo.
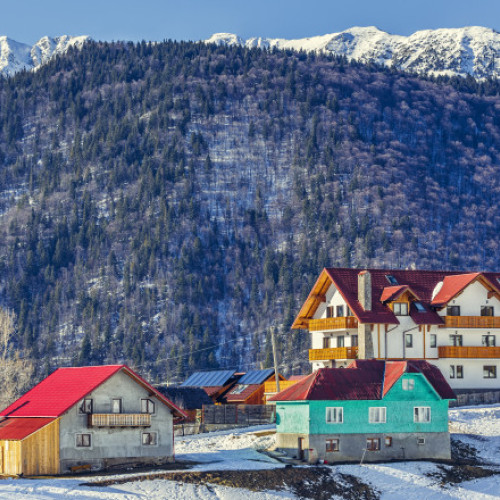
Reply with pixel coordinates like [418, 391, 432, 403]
[79, 398, 93, 415]
[481, 306, 494, 317]
[368, 407, 387, 424]
[326, 306, 334, 318]
[430, 334, 437, 348]
[402, 378, 415, 391]
[483, 365, 497, 379]
[142, 432, 158, 446]
[366, 438, 381, 451]
[449, 334, 463, 347]
[111, 398, 123, 414]
[482, 335, 496, 347]
[405, 333, 413, 348]
[414, 406, 431, 423]
[325, 407, 343, 424]
[393, 302, 409, 316]
[446, 305, 461, 316]
[76, 433, 92, 448]
[336, 305, 344, 317]
[325, 438, 340, 453]
[384, 436, 392, 447]
[337, 335, 345, 348]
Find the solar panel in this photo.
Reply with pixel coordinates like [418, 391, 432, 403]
[238, 369, 275, 385]
[181, 370, 236, 387]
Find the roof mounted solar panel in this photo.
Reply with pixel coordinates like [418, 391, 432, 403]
[181, 370, 236, 387]
[238, 369, 275, 385]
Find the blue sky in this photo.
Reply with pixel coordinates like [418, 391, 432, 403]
[1, 0, 500, 44]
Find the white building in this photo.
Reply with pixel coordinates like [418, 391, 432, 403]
[293, 268, 500, 391]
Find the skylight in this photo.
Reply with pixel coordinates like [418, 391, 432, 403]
[414, 302, 426, 313]
[385, 275, 398, 285]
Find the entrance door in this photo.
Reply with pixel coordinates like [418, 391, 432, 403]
[298, 437, 305, 460]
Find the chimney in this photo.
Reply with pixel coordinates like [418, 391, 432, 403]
[358, 270, 372, 311]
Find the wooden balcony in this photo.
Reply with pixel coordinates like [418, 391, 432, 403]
[438, 346, 500, 359]
[264, 380, 300, 394]
[308, 317, 358, 331]
[309, 346, 358, 361]
[88, 413, 151, 427]
[440, 316, 500, 328]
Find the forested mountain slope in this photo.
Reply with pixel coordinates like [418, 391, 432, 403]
[0, 41, 499, 385]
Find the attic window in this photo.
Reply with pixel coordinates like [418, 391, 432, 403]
[231, 384, 249, 394]
[385, 275, 398, 285]
[414, 302, 426, 313]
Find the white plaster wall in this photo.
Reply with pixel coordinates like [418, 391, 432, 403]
[59, 370, 173, 470]
[433, 359, 500, 390]
[437, 281, 500, 317]
[313, 284, 349, 320]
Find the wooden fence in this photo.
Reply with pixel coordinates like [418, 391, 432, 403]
[200, 404, 276, 425]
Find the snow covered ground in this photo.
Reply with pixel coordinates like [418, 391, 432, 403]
[0, 407, 498, 499]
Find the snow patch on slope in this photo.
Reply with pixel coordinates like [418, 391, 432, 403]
[206, 26, 500, 79]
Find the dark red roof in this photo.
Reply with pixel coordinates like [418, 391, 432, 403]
[0, 365, 186, 419]
[225, 384, 260, 402]
[295, 268, 500, 327]
[269, 360, 455, 402]
[0, 417, 55, 440]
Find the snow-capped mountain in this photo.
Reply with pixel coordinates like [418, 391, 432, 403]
[0, 35, 89, 77]
[206, 26, 500, 79]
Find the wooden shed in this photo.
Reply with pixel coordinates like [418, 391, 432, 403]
[0, 417, 60, 475]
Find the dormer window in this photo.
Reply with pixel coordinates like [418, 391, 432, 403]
[385, 275, 398, 285]
[393, 302, 408, 316]
[414, 302, 426, 313]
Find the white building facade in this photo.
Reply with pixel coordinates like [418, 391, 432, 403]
[293, 268, 500, 391]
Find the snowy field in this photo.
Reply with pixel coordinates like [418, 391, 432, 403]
[0, 407, 498, 499]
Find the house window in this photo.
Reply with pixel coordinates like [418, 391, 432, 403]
[482, 335, 496, 347]
[337, 336, 345, 348]
[481, 306, 494, 317]
[141, 399, 155, 414]
[326, 306, 334, 318]
[111, 399, 122, 413]
[414, 407, 431, 423]
[483, 366, 497, 379]
[326, 407, 343, 423]
[369, 407, 387, 423]
[393, 302, 408, 316]
[449, 335, 463, 347]
[79, 399, 93, 414]
[366, 438, 381, 451]
[76, 433, 91, 447]
[346, 306, 353, 317]
[325, 439, 340, 452]
[142, 432, 157, 445]
[430, 334, 437, 348]
[417, 437, 426, 445]
[450, 365, 463, 379]
[414, 302, 426, 313]
[405, 334, 413, 348]
[351, 335, 358, 347]
[336, 305, 344, 317]
[446, 306, 461, 316]
[402, 378, 415, 391]
[385, 275, 398, 285]
[385, 436, 392, 447]
[323, 337, 331, 349]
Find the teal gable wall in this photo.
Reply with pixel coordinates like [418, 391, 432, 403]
[276, 373, 450, 435]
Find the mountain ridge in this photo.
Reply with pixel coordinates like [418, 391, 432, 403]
[206, 26, 500, 80]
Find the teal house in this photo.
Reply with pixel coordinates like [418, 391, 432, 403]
[268, 360, 455, 462]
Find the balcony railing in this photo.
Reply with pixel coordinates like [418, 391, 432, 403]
[88, 413, 151, 427]
[438, 346, 500, 359]
[309, 346, 358, 361]
[264, 380, 300, 394]
[440, 316, 500, 328]
[308, 317, 358, 331]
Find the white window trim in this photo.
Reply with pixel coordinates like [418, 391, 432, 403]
[414, 406, 431, 423]
[368, 407, 387, 424]
[402, 378, 415, 391]
[325, 407, 343, 424]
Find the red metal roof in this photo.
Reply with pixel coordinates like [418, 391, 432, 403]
[294, 268, 500, 327]
[0, 365, 186, 419]
[0, 417, 55, 440]
[431, 273, 481, 306]
[269, 360, 455, 402]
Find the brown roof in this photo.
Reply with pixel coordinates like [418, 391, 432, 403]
[292, 268, 500, 328]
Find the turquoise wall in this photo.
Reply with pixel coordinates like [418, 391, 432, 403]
[276, 373, 450, 435]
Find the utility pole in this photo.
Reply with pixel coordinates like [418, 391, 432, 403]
[271, 326, 280, 393]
